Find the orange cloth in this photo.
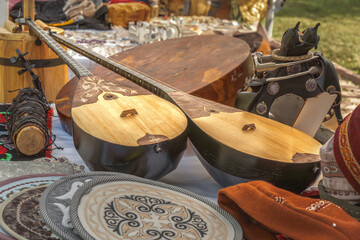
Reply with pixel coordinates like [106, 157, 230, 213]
[218, 181, 360, 240]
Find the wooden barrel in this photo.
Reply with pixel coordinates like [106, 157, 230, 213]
[0, 27, 68, 102]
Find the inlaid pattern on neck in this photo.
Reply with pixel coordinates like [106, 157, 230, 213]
[26, 18, 92, 78]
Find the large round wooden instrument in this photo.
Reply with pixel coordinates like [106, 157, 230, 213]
[49, 30, 321, 193]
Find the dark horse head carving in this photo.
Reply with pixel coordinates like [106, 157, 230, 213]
[278, 22, 320, 56]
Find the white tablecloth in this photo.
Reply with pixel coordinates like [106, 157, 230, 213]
[50, 105, 222, 203]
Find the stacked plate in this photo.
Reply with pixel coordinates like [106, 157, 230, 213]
[0, 172, 243, 240]
[0, 174, 65, 240]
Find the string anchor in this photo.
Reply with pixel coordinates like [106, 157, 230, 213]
[154, 143, 162, 153]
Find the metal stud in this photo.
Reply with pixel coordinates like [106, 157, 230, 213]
[267, 82, 280, 95]
[256, 101, 267, 115]
[305, 78, 317, 92]
[286, 64, 301, 75]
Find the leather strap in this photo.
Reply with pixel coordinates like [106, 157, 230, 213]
[0, 57, 65, 68]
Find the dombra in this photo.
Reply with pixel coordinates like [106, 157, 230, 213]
[55, 34, 253, 135]
[49, 29, 322, 193]
[26, 19, 188, 180]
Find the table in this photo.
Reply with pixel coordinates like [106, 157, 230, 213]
[51, 105, 223, 203]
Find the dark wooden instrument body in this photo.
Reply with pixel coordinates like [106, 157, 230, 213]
[166, 92, 320, 193]
[73, 117, 187, 179]
[71, 64, 188, 178]
[55, 35, 252, 135]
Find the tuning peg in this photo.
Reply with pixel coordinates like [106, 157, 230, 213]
[18, 68, 27, 75]
[48, 28, 57, 35]
[9, 56, 18, 64]
[15, 49, 28, 56]
[35, 38, 42, 46]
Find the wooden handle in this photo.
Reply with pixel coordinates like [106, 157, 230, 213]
[15, 126, 46, 156]
[23, 0, 35, 20]
[35, 19, 49, 30]
[4, 20, 20, 33]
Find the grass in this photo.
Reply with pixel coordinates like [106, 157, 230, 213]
[271, 0, 360, 73]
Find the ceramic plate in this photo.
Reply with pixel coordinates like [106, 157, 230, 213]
[0, 186, 60, 240]
[0, 174, 64, 240]
[70, 175, 243, 240]
[39, 172, 121, 240]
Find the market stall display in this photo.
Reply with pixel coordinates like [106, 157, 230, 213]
[0, 1, 359, 239]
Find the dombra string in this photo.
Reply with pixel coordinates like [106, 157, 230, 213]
[6, 88, 52, 155]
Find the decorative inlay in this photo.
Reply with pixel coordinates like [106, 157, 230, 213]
[73, 76, 139, 108]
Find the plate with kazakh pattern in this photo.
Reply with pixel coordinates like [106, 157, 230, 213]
[0, 174, 65, 240]
[0, 186, 61, 240]
[39, 172, 121, 240]
[70, 175, 243, 240]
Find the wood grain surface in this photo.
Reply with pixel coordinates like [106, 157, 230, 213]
[16, 126, 46, 156]
[0, 27, 67, 102]
[111, 35, 252, 105]
[168, 91, 322, 163]
[71, 65, 187, 146]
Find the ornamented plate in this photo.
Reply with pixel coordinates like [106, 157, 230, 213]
[0, 174, 65, 240]
[70, 175, 243, 240]
[39, 172, 121, 240]
[0, 186, 60, 240]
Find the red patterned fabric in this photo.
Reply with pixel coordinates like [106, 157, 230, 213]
[218, 181, 360, 240]
[333, 105, 360, 194]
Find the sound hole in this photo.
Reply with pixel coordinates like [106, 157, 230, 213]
[103, 93, 118, 100]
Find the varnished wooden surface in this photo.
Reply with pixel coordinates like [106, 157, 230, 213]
[112, 35, 252, 105]
[71, 65, 187, 146]
[0, 27, 67, 102]
[56, 35, 252, 134]
[168, 91, 321, 163]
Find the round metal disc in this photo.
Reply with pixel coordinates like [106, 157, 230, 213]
[70, 175, 243, 240]
[39, 172, 121, 240]
[0, 174, 65, 240]
[0, 186, 60, 240]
